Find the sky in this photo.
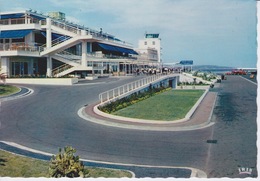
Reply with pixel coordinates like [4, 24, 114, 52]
[0, 0, 258, 68]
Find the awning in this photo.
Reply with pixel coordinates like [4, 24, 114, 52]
[0, 30, 32, 39]
[0, 13, 24, 19]
[29, 14, 45, 20]
[98, 43, 138, 55]
[98, 43, 118, 52]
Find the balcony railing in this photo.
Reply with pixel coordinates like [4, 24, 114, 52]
[0, 43, 39, 52]
[0, 17, 41, 25]
[47, 19, 133, 47]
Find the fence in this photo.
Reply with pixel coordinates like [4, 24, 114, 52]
[99, 74, 166, 104]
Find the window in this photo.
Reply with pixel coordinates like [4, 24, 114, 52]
[11, 62, 28, 76]
[153, 41, 155, 45]
[144, 41, 147, 45]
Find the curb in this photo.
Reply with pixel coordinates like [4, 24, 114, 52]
[0, 141, 207, 178]
[93, 88, 209, 124]
[78, 88, 216, 131]
[0, 86, 22, 98]
[78, 107, 215, 132]
[0, 86, 34, 102]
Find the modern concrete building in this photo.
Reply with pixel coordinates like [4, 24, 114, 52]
[0, 10, 161, 78]
[137, 33, 162, 63]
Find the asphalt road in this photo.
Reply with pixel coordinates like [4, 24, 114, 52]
[0, 75, 257, 178]
[207, 75, 257, 177]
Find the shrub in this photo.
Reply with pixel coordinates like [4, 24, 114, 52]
[49, 146, 85, 178]
[99, 85, 170, 113]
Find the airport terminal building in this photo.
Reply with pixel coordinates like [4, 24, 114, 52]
[0, 10, 162, 78]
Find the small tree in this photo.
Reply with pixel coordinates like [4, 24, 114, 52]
[0, 68, 7, 85]
[49, 146, 85, 178]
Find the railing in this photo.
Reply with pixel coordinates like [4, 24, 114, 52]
[38, 35, 72, 52]
[86, 52, 137, 60]
[0, 16, 133, 47]
[52, 64, 73, 77]
[99, 74, 165, 103]
[0, 17, 41, 25]
[48, 19, 133, 47]
[0, 43, 39, 52]
[56, 50, 81, 61]
[51, 20, 79, 34]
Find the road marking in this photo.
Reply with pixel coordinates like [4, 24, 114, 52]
[239, 76, 257, 85]
[0, 141, 207, 178]
[0, 86, 34, 102]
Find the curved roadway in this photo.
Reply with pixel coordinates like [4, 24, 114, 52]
[0, 75, 257, 178]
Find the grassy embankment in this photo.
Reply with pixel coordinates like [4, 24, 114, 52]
[112, 89, 204, 121]
[0, 150, 132, 178]
[0, 85, 20, 97]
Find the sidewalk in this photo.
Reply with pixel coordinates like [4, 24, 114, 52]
[80, 89, 218, 131]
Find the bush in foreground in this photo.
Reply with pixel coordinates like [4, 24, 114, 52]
[49, 146, 85, 178]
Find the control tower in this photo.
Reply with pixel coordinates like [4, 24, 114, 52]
[138, 33, 162, 62]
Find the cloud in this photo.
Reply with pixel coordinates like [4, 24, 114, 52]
[1, 0, 256, 67]
[48, 0, 255, 37]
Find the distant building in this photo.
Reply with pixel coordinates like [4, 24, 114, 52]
[136, 33, 162, 63]
[47, 12, 66, 21]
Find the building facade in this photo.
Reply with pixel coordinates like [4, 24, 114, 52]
[0, 10, 161, 78]
[137, 33, 162, 63]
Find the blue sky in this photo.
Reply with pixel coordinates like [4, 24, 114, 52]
[0, 0, 257, 68]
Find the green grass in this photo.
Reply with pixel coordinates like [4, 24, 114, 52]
[113, 89, 204, 121]
[0, 149, 49, 177]
[0, 150, 132, 178]
[0, 85, 20, 96]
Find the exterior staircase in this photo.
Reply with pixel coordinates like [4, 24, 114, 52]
[52, 50, 82, 77]
[38, 19, 131, 77]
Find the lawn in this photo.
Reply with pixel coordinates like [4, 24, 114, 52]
[0, 85, 20, 96]
[0, 150, 132, 178]
[112, 89, 205, 121]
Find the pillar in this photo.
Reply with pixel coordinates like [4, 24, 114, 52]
[28, 58, 34, 75]
[46, 57, 52, 77]
[81, 41, 87, 66]
[46, 18, 52, 48]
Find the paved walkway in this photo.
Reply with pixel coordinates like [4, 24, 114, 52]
[80, 89, 217, 131]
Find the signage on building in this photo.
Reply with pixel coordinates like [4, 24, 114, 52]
[180, 60, 193, 65]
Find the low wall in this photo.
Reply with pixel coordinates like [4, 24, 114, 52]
[176, 85, 210, 89]
[5, 78, 78, 85]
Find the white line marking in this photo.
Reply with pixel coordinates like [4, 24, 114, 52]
[0, 141, 207, 178]
[239, 76, 257, 85]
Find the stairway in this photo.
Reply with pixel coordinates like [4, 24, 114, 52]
[39, 36, 82, 56]
[52, 50, 82, 77]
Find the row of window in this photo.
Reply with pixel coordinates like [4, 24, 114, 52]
[144, 41, 156, 45]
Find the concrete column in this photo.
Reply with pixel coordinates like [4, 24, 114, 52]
[46, 56, 52, 77]
[25, 31, 34, 46]
[28, 59, 34, 75]
[81, 41, 87, 66]
[46, 18, 52, 48]
[100, 62, 104, 76]
[0, 57, 10, 77]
